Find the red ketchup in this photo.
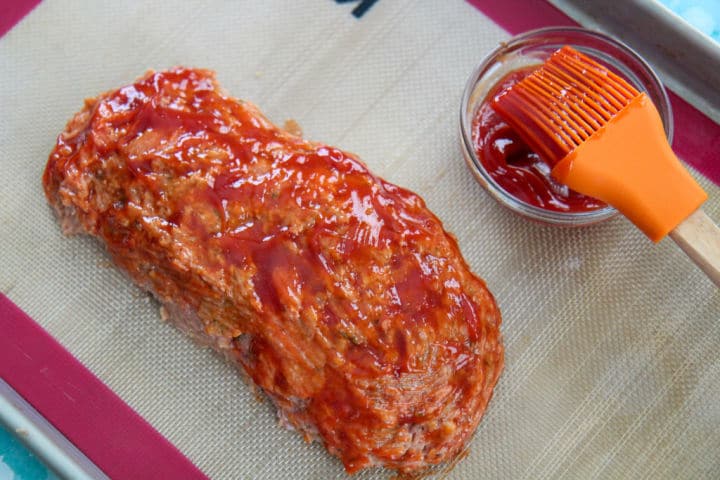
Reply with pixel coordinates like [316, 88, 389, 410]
[471, 67, 606, 213]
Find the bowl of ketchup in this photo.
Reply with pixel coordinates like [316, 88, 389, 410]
[460, 27, 673, 227]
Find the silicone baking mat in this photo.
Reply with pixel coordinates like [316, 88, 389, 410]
[1, 1, 719, 478]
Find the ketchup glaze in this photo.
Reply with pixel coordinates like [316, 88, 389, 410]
[471, 67, 607, 213]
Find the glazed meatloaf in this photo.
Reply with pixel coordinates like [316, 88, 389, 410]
[43, 67, 503, 474]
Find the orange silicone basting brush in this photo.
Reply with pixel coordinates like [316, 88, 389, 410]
[493, 45, 720, 286]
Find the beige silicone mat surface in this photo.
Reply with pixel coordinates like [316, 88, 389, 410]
[1, 0, 719, 478]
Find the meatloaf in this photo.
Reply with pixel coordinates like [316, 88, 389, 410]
[43, 67, 503, 475]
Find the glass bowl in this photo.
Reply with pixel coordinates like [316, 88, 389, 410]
[459, 26, 673, 227]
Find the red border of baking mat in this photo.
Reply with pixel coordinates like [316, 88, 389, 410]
[467, 0, 720, 186]
[0, 295, 208, 479]
[1, 1, 719, 478]
[0, 0, 41, 38]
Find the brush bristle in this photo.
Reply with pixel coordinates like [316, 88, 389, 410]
[492, 46, 641, 166]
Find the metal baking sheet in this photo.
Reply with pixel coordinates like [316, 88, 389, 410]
[0, 379, 107, 480]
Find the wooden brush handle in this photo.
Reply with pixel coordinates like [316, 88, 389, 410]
[669, 209, 720, 287]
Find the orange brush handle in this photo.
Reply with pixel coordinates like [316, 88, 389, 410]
[551, 93, 707, 243]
